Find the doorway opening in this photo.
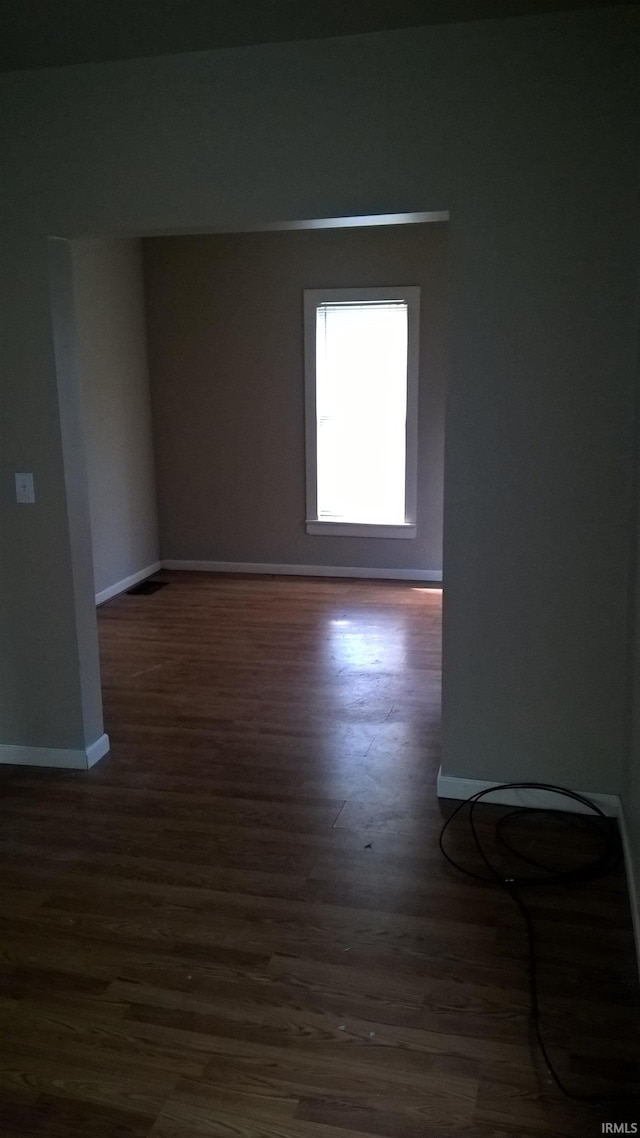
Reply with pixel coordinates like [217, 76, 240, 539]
[49, 209, 449, 769]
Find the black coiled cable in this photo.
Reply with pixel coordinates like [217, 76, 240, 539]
[439, 781, 640, 1104]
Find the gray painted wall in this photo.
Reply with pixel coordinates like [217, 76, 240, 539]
[72, 239, 159, 598]
[0, 10, 637, 795]
[143, 225, 447, 571]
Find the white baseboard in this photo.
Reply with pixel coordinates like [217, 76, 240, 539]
[161, 560, 442, 583]
[436, 769, 621, 817]
[95, 562, 162, 606]
[85, 733, 111, 768]
[0, 732, 110, 770]
[618, 808, 640, 981]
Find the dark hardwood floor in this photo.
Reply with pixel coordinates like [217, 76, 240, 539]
[0, 571, 637, 1137]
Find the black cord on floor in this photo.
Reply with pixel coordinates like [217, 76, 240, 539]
[439, 782, 640, 1105]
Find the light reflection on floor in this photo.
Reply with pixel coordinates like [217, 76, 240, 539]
[318, 588, 442, 808]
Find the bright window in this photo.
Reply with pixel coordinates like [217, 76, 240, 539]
[304, 286, 419, 538]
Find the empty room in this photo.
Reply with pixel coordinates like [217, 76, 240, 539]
[1, 2, 640, 1136]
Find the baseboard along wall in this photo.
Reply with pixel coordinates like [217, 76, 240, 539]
[618, 808, 640, 982]
[95, 561, 162, 605]
[160, 559, 442, 582]
[436, 769, 621, 816]
[0, 733, 110, 771]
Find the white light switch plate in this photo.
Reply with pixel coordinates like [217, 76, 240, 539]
[15, 473, 35, 504]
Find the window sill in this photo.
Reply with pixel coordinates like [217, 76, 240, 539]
[306, 520, 416, 539]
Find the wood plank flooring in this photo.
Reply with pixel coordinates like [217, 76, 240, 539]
[0, 571, 637, 1137]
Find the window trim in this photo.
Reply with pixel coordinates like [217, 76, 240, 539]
[303, 285, 420, 538]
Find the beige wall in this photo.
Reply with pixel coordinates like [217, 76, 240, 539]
[72, 239, 159, 599]
[143, 225, 447, 572]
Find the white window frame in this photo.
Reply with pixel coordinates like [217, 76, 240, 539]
[304, 285, 420, 538]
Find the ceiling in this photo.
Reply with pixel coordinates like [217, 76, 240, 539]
[0, 0, 629, 72]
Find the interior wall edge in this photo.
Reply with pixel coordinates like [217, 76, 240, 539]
[47, 236, 105, 748]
